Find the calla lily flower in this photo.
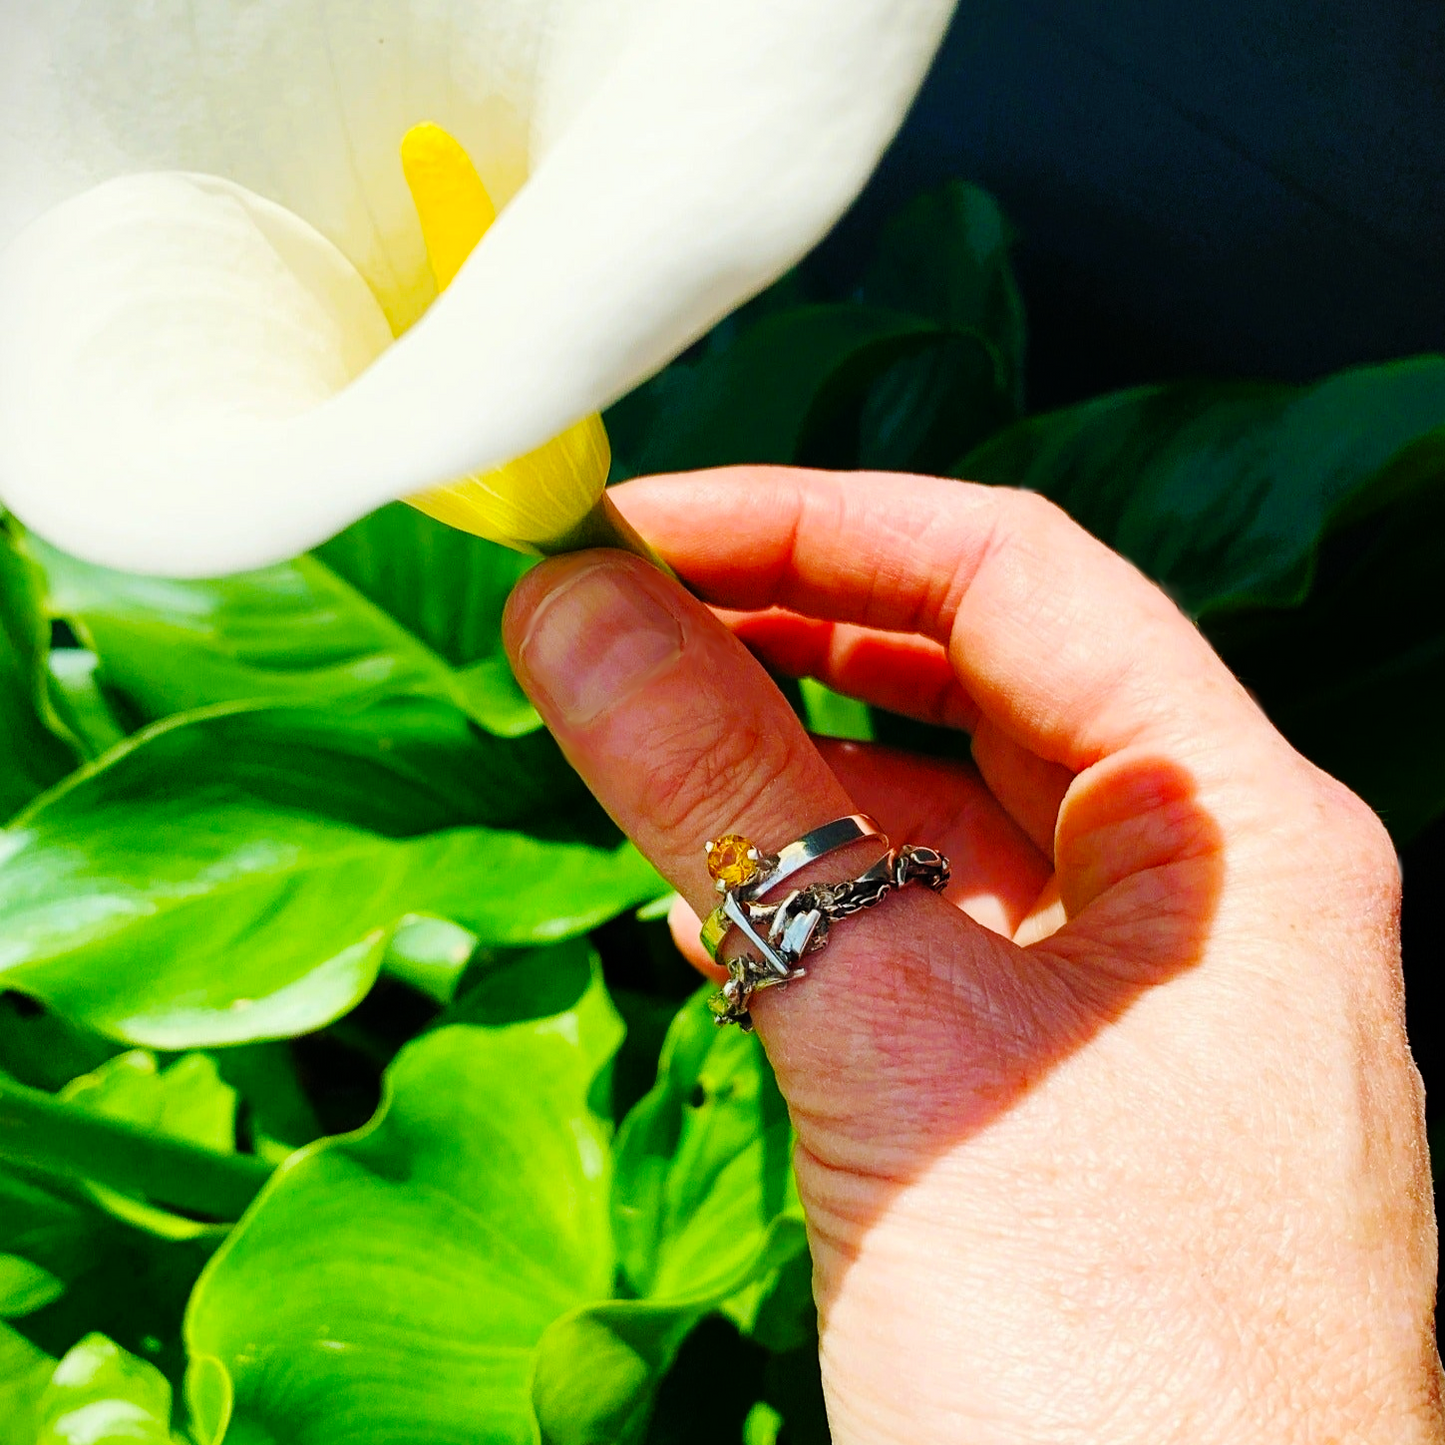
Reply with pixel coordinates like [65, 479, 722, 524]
[0, 0, 956, 577]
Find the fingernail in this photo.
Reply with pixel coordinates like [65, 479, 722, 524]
[520, 563, 685, 726]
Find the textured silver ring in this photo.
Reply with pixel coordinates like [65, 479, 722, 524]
[705, 840, 951, 1030]
[700, 814, 888, 962]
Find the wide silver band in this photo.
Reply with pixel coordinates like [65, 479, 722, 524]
[700, 813, 887, 961]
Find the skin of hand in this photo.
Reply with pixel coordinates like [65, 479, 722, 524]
[502, 467, 1443, 1445]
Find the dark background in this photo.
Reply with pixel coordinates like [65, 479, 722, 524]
[825, 1, 1445, 1141]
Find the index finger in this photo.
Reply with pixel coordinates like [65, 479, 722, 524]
[611, 467, 1265, 774]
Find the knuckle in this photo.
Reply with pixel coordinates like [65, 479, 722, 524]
[1311, 768, 1402, 916]
[649, 710, 802, 843]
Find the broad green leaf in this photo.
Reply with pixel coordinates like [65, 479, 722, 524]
[1206, 437, 1445, 839]
[608, 306, 948, 477]
[853, 181, 1027, 472]
[611, 997, 795, 1301]
[34, 1333, 179, 1445]
[30, 503, 539, 741]
[59, 1054, 239, 1239]
[960, 357, 1445, 616]
[530, 997, 807, 1445]
[185, 968, 623, 1445]
[0, 522, 78, 821]
[0, 701, 662, 1047]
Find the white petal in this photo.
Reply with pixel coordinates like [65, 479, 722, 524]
[0, 0, 570, 329]
[0, 174, 394, 569]
[0, 0, 956, 575]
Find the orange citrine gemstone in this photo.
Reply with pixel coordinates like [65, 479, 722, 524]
[706, 834, 760, 888]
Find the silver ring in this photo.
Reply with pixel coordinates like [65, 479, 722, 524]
[706, 842, 951, 1030]
[700, 814, 888, 961]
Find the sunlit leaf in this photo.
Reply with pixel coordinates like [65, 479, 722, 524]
[59, 1053, 239, 1239]
[0, 701, 662, 1047]
[531, 996, 808, 1445]
[33, 1333, 180, 1445]
[185, 963, 623, 1445]
[30, 503, 538, 742]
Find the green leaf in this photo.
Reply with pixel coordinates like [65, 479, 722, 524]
[1205, 435, 1445, 840]
[30, 503, 539, 742]
[960, 357, 1445, 616]
[58, 1053, 240, 1239]
[959, 357, 1445, 838]
[0, 522, 78, 821]
[862, 181, 1027, 405]
[0, 701, 662, 1047]
[611, 997, 795, 1301]
[380, 917, 479, 1006]
[46, 650, 129, 760]
[34, 1333, 180, 1445]
[0, 1163, 213, 1394]
[185, 966, 623, 1445]
[797, 680, 873, 744]
[0, 1255, 64, 1318]
[608, 306, 948, 477]
[853, 181, 1027, 472]
[530, 997, 808, 1445]
[0, 1322, 53, 1445]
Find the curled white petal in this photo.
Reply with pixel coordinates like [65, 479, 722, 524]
[0, 174, 393, 570]
[0, 0, 957, 575]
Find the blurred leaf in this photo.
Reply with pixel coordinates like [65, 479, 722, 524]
[0, 1322, 52, 1445]
[46, 650, 129, 759]
[960, 357, 1445, 616]
[862, 181, 1027, 402]
[797, 680, 873, 744]
[34, 1333, 179, 1445]
[59, 1053, 239, 1239]
[213, 1042, 322, 1164]
[0, 701, 662, 1047]
[854, 181, 1027, 472]
[0, 1255, 64, 1318]
[185, 969, 623, 1445]
[380, 916, 479, 1006]
[30, 503, 539, 741]
[0, 993, 118, 1094]
[1206, 435, 1445, 839]
[0, 522, 78, 821]
[961, 357, 1445, 837]
[608, 306, 946, 477]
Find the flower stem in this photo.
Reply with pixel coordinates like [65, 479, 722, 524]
[541, 491, 680, 581]
[0, 1072, 272, 1222]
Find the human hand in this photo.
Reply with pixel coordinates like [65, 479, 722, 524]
[503, 468, 1442, 1444]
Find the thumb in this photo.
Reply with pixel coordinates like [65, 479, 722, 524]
[502, 550, 1057, 1174]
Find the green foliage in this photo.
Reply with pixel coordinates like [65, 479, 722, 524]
[961, 358, 1445, 838]
[1, 175, 1442, 1443]
[32, 505, 538, 740]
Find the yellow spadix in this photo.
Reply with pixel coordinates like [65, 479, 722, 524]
[400, 123, 652, 560]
